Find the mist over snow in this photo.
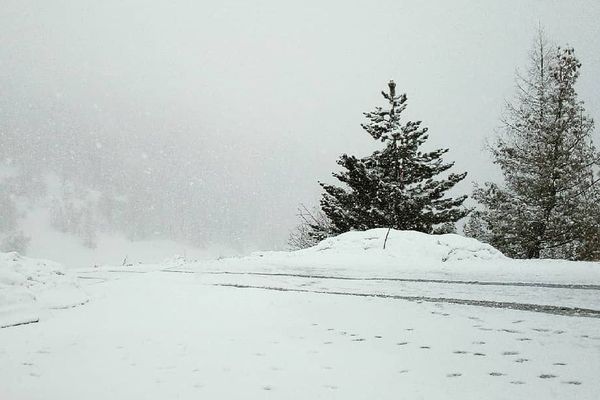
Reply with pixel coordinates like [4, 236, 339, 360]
[1, 0, 599, 264]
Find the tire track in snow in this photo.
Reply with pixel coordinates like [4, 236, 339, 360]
[200, 271, 600, 290]
[214, 283, 600, 318]
[0, 317, 39, 329]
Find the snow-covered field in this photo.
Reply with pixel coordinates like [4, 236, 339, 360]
[1, 230, 599, 399]
[0, 252, 88, 329]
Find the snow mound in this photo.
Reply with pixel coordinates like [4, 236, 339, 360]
[296, 229, 505, 263]
[0, 252, 88, 328]
[214, 229, 508, 276]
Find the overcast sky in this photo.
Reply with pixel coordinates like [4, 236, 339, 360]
[1, 0, 599, 250]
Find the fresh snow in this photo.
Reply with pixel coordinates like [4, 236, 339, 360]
[18, 206, 225, 268]
[0, 252, 88, 329]
[197, 229, 600, 285]
[1, 229, 599, 399]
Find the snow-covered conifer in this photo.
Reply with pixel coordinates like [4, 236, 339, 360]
[467, 34, 600, 260]
[319, 81, 469, 236]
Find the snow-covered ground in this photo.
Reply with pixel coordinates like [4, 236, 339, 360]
[0, 252, 88, 329]
[1, 229, 599, 399]
[18, 206, 228, 268]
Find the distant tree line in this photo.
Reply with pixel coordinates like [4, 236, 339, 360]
[0, 113, 252, 253]
[290, 32, 600, 261]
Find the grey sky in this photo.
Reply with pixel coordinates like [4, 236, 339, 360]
[1, 0, 599, 250]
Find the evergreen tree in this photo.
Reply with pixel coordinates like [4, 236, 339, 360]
[466, 35, 600, 260]
[319, 81, 469, 236]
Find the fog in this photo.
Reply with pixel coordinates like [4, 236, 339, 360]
[1, 0, 599, 253]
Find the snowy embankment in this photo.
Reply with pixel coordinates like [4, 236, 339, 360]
[0, 252, 88, 329]
[189, 229, 600, 285]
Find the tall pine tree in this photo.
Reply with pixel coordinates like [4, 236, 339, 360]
[318, 81, 469, 237]
[466, 34, 600, 260]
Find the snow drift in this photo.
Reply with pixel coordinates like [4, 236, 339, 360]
[298, 229, 505, 262]
[0, 252, 88, 328]
[248, 228, 505, 269]
[195, 229, 599, 284]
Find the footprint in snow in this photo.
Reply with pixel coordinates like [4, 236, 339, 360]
[473, 352, 486, 357]
[396, 342, 408, 346]
[515, 358, 529, 363]
[374, 335, 383, 339]
[498, 328, 521, 334]
[420, 346, 431, 349]
[453, 350, 468, 354]
[539, 374, 557, 379]
[489, 372, 505, 377]
[553, 362, 567, 366]
[430, 311, 449, 316]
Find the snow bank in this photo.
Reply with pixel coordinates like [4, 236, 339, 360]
[299, 229, 504, 263]
[0, 252, 88, 328]
[247, 229, 505, 269]
[191, 229, 600, 285]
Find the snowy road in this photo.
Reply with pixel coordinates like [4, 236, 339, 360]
[1, 267, 599, 400]
[200, 271, 600, 314]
